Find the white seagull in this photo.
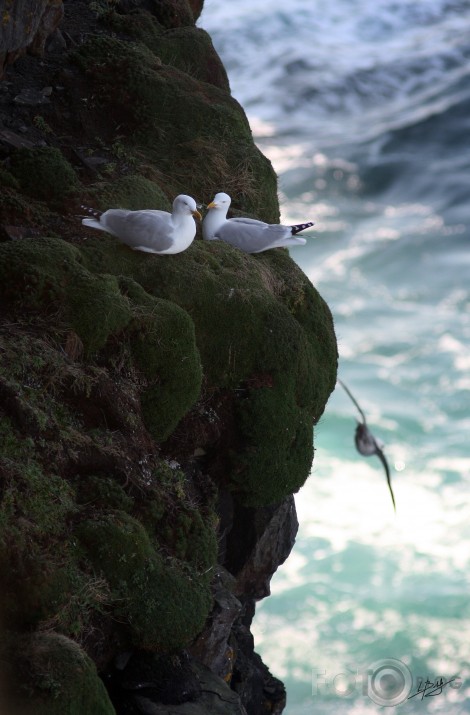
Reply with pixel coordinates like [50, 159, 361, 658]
[202, 192, 314, 253]
[81, 194, 202, 255]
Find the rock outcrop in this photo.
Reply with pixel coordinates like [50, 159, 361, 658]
[0, 1, 338, 713]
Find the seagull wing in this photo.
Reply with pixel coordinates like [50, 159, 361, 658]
[103, 210, 175, 252]
[216, 219, 291, 253]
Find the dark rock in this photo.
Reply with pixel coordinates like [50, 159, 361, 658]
[0, 0, 64, 77]
[189, 567, 242, 680]
[0, 129, 35, 149]
[129, 660, 248, 715]
[29, 0, 64, 57]
[115, 0, 195, 27]
[188, 0, 204, 21]
[47, 27, 68, 51]
[13, 88, 51, 106]
[231, 601, 286, 715]
[0, 225, 35, 241]
[225, 496, 299, 599]
[119, 651, 201, 705]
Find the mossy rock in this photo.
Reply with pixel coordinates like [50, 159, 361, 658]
[0, 416, 81, 628]
[110, 11, 230, 90]
[119, 276, 202, 441]
[156, 506, 218, 572]
[91, 173, 172, 212]
[141, 463, 218, 572]
[73, 36, 279, 220]
[79, 237, 338, 505]
[0, 166, 20, 190]
[0, 186, 51, 226]
[76, 475, 134, 512]
[0, 237, 132, 354]
[9, 147, 80, 203]
[77, 511, 212, 651]
[0, 238, 203, 439]
[11, 632, 115, 715]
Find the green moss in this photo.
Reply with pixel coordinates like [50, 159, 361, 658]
[13, 632, 115, 715]
[0, 416, 82, 627]
[76, 475, 134, 512]
[10, 147, 80, 203]
[140, 462, 218, 572]
[73, 36, 279, 219]
[110, 12, 230, 90]
[157, 507, 218, 572]
[0, 186, 51, 225]
[120, 277, 202, 441]
[91, 173, 172, 211]
[77, 511, 212, 650]
[0, 166, 20, 189]
[0, 237, 133, 354]
[79, 237, 337, 505]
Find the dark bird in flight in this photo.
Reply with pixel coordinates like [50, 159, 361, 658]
[338, 379, 396, 512]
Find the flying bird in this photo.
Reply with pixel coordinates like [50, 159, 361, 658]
[81, 194, 202, 255]
[202, 192, 314, 253]
[338, 379, 396, 512]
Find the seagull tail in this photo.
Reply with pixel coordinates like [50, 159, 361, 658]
[82, 217, 106, 231]
[291, 221, 315, 235]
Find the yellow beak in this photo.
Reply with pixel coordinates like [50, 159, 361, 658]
[192, 209, 202, 221]
[206, 201, 217, 209]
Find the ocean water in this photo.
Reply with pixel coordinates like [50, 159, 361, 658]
[200, 1, 470, 713]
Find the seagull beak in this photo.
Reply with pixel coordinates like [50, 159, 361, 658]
[192, 209, 202, 221]
[206, 201, 217, 209]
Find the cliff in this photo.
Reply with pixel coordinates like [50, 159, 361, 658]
[0, 2, 338, 713]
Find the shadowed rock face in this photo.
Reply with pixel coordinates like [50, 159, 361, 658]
[0, 1, 338, 714]
[0, 0, 64, 76]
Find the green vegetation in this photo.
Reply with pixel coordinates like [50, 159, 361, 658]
[14, 632, 115, 715]
[91, 174, 172, 212]
[0, 0, 338, 710]
[10, 147, 80, 203]
[73, 35, 278, 219]
[79, 236, 337, 504]
[77, 511, 212, 650]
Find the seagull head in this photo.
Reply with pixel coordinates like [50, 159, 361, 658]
[206, 192, 231, 212]
[173, 194, 202, 220]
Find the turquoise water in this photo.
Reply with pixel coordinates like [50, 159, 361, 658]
[201, 1, 470, 712]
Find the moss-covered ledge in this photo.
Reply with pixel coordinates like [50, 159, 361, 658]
[0, 1, 338, 713]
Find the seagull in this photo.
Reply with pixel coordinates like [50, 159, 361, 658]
[202, 192, 314, 253]
[81, 194, 202, 254]
[338, 379, 396, 512]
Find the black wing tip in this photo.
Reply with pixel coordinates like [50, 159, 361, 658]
[81, 205, 102, 218]
[291, 221, 315, 235]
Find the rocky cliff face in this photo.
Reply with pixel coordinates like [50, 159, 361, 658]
[0, 2, 338, 713]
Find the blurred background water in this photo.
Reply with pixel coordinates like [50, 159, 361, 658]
[200, 1, 470, 712]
